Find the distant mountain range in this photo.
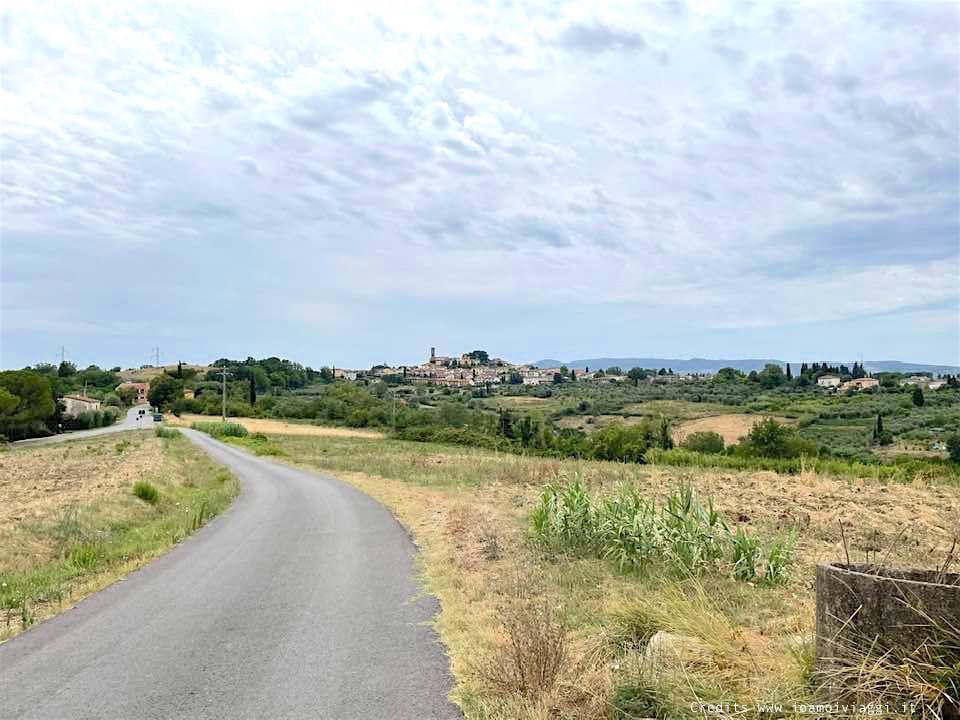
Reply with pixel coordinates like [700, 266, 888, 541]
[533, 358, 960, 375]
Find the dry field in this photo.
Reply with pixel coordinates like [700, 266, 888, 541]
[254, 433, 960, 719]
[674, 413, 792, 446]
[167, 413, 385, 439]
[0, 431, 237, 640]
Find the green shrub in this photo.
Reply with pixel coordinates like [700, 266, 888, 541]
[948, 433, 960, 464]
[190, 421, 248, 438]
[587, 422, 653, 463]
[155, 426, 181, 439]
[681, 431, 724, 454]
[133, 480, 159, 505]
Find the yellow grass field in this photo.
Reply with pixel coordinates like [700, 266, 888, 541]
[674, 413, 792, 446]
[167, 413, 385, 439]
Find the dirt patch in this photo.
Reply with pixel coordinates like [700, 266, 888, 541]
[168, 413, 385, 439]
[674, 413, 791, 446]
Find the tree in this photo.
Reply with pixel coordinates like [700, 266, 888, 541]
[874, 413, 883, 440]
[467, 350, 489, 364]
[656, 416, 673, 450]
[627, 368, 646, 386]
[508, 371, 523, 385]
[249, 375, 257, 406]
[681, 431, 724, 454]
[745, 418, 790, 458]
[786, 363, 792, 381]
[0, 370, 57, 439]
[715, 367, 741, 382]
[147, 375, 183, 410]
[569, 368, 576, 382]
[177, 361, 183, 379]
[947, 433, 960, 464]
[912, 387, 925, 407]
[758, 363, 785, 389]
[57, 361, 77, 377]
[117, 386, 139, 406]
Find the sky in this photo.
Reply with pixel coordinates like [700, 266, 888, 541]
[1, 0, 958, 371]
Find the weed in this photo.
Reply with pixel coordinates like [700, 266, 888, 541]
[532, 477, 795, 585]
[155, 426, 182, 439]
[481, 598, 568, 701]
[761, 533, 796, 586]
[69, 543, 101, 570]
[730, 526, 762, 582]
[133, 480, 159, 505]
[611, 682, 669, 719]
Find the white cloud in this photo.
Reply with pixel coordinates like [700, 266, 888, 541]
[1, 0, 957, 368]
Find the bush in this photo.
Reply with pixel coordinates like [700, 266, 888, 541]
[947, 433, 960, 464]
[155, 426, 181, 439]
[681, 431, 724, 454]
[587, 421, 653, 463]
[133, 480, 159, 505]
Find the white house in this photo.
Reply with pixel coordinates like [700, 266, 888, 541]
[62, 395, 102, 415]
[817, 375, 842, 388]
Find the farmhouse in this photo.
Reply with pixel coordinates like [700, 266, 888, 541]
[839, 377, 879, 393]
[62, 395, 102, 414]
[817, 375, 842, 388]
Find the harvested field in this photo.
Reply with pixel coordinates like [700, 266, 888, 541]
[168, 413, 385, 439]
[254, 432, 960, 719]
[0, 431, 238, 640]
[674, 413, 791, 446]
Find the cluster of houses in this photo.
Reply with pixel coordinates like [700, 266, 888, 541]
[899, 375, 947, 391]
[816, 374, 948, 393]
[360, 349, 705, 388]
[815, 376, 880, 393]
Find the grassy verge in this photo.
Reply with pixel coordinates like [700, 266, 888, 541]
[229, 431, 957, 719]
[0, 431, 239, 640]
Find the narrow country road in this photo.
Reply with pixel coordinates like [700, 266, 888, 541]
[14, 404, 157, 447]
[0, 429, 461, 720]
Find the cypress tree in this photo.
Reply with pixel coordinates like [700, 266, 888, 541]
[786, 363, 792, 380]
[249, 375, 256, 406]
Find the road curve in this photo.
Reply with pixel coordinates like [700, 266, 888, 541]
[0, 429, 461, 720]
[14, 405, 157, 447]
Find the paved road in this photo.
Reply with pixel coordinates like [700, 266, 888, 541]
[0, 429, 460, 720]
[14, 405, 157, 447]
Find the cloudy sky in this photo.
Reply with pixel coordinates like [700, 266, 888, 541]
[2, 1, 958, 370]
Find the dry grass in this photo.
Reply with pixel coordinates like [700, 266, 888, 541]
[167, 413, 385, 439]
[0, 432, 161, 569]
[0, 432, 238, 641]
[674, 414, 793, 447]
[260, 432, 959, 719]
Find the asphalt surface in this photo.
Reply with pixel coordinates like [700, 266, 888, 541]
[14, 405, 157, 447]
[0, 429, 461, 720]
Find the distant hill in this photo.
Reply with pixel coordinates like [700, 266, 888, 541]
[533, 357, 959, 375]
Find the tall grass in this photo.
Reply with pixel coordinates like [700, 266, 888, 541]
[190, 421, 249, 438]
[132, 480, 159, 505]
[646, 447, 960, 485]
[532, 476, 795, 585]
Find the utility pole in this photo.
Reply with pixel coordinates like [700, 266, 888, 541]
[153, 347, 161, 368]
[58, 346, 66, 366]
